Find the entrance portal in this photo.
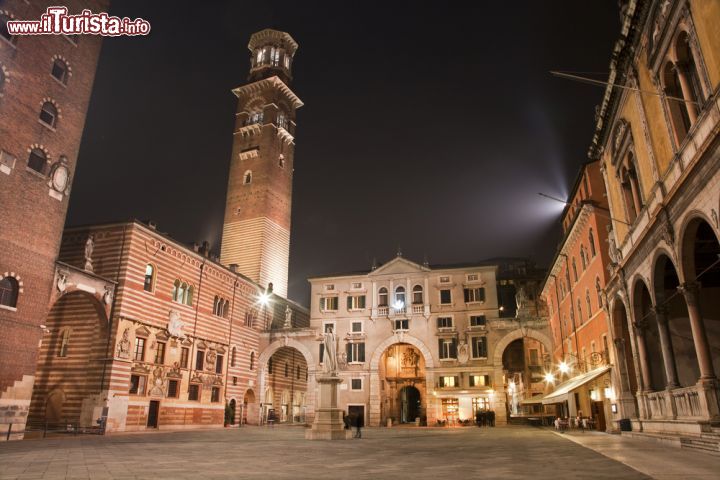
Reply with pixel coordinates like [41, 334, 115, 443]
[399, 386, 421, 423]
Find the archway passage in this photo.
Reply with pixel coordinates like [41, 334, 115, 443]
[611, 299, 639, 398]
[243, 389, 256, 425]
[399, 386, 421, 423]
[653, 254, 698, 387]
[633, 280, 667, 391]
[379, 343, 426, 424]
[28, 291, 108, 428]
[501, 337, 546, 416]
[263, 346, 308, 423]
[681, 218, 720, 378]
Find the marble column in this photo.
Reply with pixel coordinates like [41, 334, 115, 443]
[633, 321, 652, 392]
[678, 282, 716, 380]
[652, 306, 679, 388]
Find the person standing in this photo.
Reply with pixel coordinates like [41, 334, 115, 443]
[354, 412, 363, 438]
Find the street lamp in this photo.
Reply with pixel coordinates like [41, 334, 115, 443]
[558, 361, 570, 374]
[544, 372, 555, 383]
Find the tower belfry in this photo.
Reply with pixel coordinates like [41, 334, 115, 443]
[220, 29, 303, 297]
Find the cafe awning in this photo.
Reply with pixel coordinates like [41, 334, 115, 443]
[541, 366, 610, 405]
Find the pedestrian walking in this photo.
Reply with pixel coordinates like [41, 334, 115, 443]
[489, 410, 495, 427]
[475, 410, 481, 427]
[354, 412, 363, 438]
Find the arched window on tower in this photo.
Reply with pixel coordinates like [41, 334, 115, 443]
[0, 11, 16, 45]
[589, 229, 596, 257]
[39, 101, 58, 128]
[243, 170, 252, 185]
[394, 286, 406, 309]
[223, 300, 230, 319]
[231, 347, 237, 367]
[51, 58, 69, 85]
[586, 289, 592, 318]
[580, 246, 587, 270]
[572, 258, 578, 283]
[250, 351, 255, 370]
[27, 148, 47, 174]
[0, 276, 19, 308]
[577, 299, 583, 324]
[595, 277, 603, 309]
[185, 285, 194, 306]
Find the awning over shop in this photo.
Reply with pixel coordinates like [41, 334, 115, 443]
[541, 366, 610, 405]
[520, 397, 544, 405]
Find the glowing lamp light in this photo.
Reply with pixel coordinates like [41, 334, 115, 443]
[559, 362, 570, 374]
[590, 389, 599, 401]
[499, 306, 505, 312]
[604, 386, 614, 400]
[258, 292, 270, 306]
[393, 300, 405, 310]
[544, 372, 555, 383]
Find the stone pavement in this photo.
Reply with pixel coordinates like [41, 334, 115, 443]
[552, 429, 720, 480]
[0, 425, 714, 479]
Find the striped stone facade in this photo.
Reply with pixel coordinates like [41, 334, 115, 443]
[27, 220, 309, 432]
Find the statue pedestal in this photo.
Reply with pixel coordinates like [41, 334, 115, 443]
[305, 375, 351, 440]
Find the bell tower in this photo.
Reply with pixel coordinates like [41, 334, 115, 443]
[220, 29, 303, 297]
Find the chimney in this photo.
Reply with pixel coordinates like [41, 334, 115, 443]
[199, 241, 210, 257]
[147, 220, 157, 230]
[192, 242, 200, 253]
[229, 264, 239, 273]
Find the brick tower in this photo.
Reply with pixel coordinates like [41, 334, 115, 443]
[220, 29, 302, 298]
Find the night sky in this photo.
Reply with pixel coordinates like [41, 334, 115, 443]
[68, 1, 621, 304]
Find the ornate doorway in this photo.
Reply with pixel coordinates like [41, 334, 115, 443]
[399, 386, 421, 423]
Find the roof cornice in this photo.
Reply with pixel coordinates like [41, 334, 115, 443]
[232, 76, 303, 109]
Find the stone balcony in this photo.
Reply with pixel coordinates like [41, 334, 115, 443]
[638, 381, 720, 435]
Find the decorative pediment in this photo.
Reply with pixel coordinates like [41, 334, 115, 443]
[155, 330, 170, 342]
[131, 364, 151, 374]
[369, 257, 430, 277]
[196, 340, 207, 350]
[135, 325, 151, 337]
[216, 345, 226, 354]
[181, 337, 193, 347]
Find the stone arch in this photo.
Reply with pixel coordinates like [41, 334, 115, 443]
[677, 211, 720, 283]
[370, 333, 434, 371]
[257, 338, 316, 418]
[492, 329, 553, 366]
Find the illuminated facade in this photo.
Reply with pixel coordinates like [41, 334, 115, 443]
[541, 160, 615, 430]
[264, 256, 552, 427]
[590, 0, 720, 441]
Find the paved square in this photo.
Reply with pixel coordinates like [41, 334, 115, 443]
[0, 426, 716, 479]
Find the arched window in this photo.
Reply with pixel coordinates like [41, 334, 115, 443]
[586, 289, 592, 318]
[662, 61, 692, 144]
[176, 281, 186, 303]
[143, 264, 155, 292]
[0, 276, 19, 308]
[51, 58, 69, 85]
[231, 347, 237, 367]
[268, 358, 273, 374]
[171, 279, 180, 301]
[572, 258, 578, 283]
[223, 300, 230, 318]
[620, 155, 644, 223]
[675, 31, 703, 118]
[27, 148, 47, 174]
[577, 299, 583, 323]
[243, 170, 252, 185]
[58, 329, 71, 357]
[394, 286, 405, 308]
[277, 111, 287, 130]
[250, 351, 255, 370]
[0, 11, 16, 44]
[39, 101, 58, 128]
[412, 285, 423, 304]
[378, 287, 388, 307]
[580, 246, 587, 270]
[185, 285, 194, 306]
[588, 229, 596, 257]
[213, 295, 220, 315]
[595, 277, 603, 309]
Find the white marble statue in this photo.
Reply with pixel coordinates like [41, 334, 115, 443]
[322, 330, 338, 375]
[284, 305, 293, 329]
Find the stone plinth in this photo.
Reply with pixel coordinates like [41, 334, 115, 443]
[305, 375, 351, 440]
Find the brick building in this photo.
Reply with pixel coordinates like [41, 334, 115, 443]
[0, 0, 107, 438]
[540, 160, 615, 430]
[27, 220, 309, 432]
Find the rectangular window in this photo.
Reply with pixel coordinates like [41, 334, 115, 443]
[470, 315, 487, 327]
[323, 323, 335, 333]
[352, 282, 362, 289]
[439, 276, 450, 283]
[155, 342, 166, 364]
[133, 337, 145, 361]
[196, 350, 204, 370]
[129, 375, 146, 395]
[351, 378, 362, 390]
[319, 343, 324, 364]
[189, 384, 200, 401]
[471, 337, 488, 358]
[437, 317, 453, 329]
[167, 379, 179, 398]
[325, 284, 335, 291]
[346, 342, 365, 363]
[440, 376, 459, 388]
[529, 348, 540, 366]
[440, 289, 452, 304]
[180, 347, 189, 368]
[320, 296, 338, 311]
[464, 287, 486, 303]
[438, 338, 457, 360]
[346, 295, 366, 310]
[351, 321, 362, 333]
[211, 386, 221, 403]
[467, 274, 479, 281]
[394, 319, 409, 331]
[469, 375, 491, 387]
[215, 354, 224, 374]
